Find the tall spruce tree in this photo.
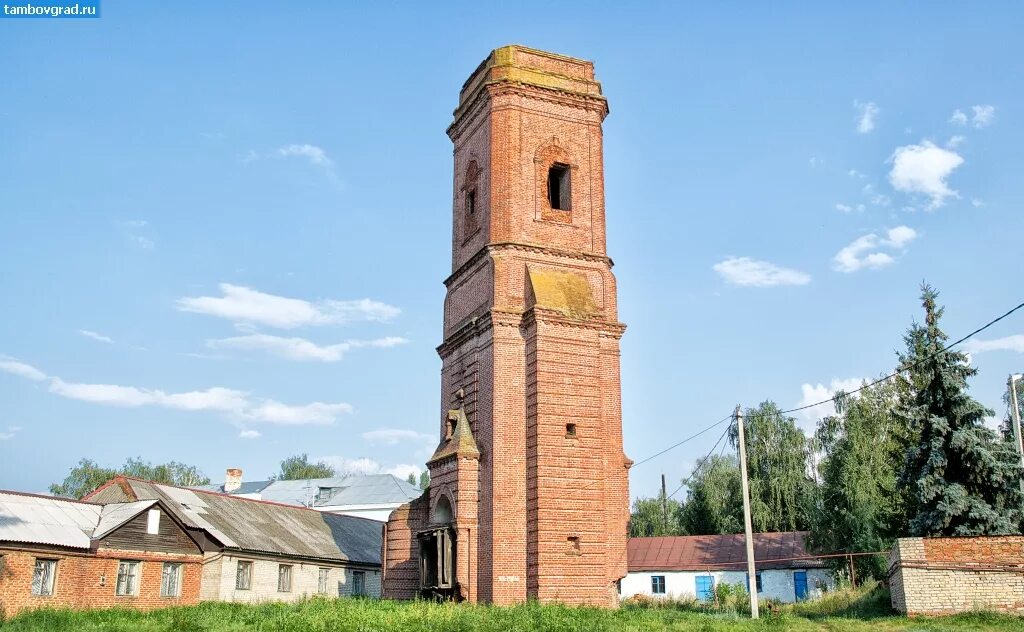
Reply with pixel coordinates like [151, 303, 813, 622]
[898, 284, 1023, 536]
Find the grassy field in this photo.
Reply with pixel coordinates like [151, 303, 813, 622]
[4, 585, 1023, 631]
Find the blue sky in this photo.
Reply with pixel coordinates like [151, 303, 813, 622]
[1, 2, 1022, 499]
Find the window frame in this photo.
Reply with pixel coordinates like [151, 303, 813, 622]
[31, 558, 57, 597]
[650, 574, 666, 595]
[278, 564, 293, 593]
[115, 560, 141, 597]
[547, 163, 572, 211]
[161, 562, 182, 598]
[318, 567, 331, 594]
[235, 560, 253, 591]
[746, 571, 763, 594]
[352, 570, 366, 596]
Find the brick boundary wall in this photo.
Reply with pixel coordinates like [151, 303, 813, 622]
[888, 536, 1024, 615]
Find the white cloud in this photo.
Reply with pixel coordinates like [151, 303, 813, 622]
[971, 105, 996, 128]
[78, 330, 113, 344]
[176, 284, 400, 329]
[949, 109, 968, 126]
[946, 135, 966, 149]
[0, 356, 48, 381]
[318, 456, 423, 480]
[242, 400, 351, 425]
[795, 377, 866, 430]
[854, 101, 879, 134]
[278, 144, 333, 168]
[888, 141, 964, 209]
[1, 356, 350, 426]
[361, 428, 432, 446]
[835, 203, 865, 214]
[832, 226, 917, 273]
[971, 198, 984, 208]
[207, 334, 407, 362]
[962, 335, 1024, 355]
[712, 257, 811, 287]
[130, 235, 155, 250]
[848, 169, 866, 179]
[239, 429, 261, 439]
[0, 426, 22, 441]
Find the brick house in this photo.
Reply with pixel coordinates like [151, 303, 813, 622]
[622, 532, 835, 603]
[383, 45, 630, 607]
[85, 476, 383, 602]
[0, 490, 203, 619]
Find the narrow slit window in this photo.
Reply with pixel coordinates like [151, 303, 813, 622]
[547, 164, 571, 211]
[565, 423, 577, 438]
[466, 190, 476, 216]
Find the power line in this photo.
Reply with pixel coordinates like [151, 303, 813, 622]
[779, 298, 1024, 416]
[666, 424, 732, 501]
[631, 413, 733, 470]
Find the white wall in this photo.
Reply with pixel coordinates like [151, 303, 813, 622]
[620, 568, 834, 604]
[201, 554, 381, 602]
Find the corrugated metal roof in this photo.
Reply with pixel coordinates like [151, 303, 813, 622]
[0, 491, 101, 549]
[92, 500, 158, 540]
[239, 474, 421, 508]
[114, 479, 381, 564]
[196, 480, 273, 495]
[628, 532, 826, 571]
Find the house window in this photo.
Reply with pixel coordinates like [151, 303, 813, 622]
[352, 570, 366, 596]
[547, 163, 571, 211]
[746, 571, 763, 593]
[161, 563, 182, 598]
[565, 423, 577, 438]
[116, 561, 140, 596]
[278, 564, 293, 592]
[651, 575, 666, 595]
[235, 561, 253, 590]
[31, 559, 57, 596]
[147, 509, 161, 535]
[318, 568, 331, 594]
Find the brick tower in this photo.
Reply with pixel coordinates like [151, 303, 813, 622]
[383, 45, 630, 607]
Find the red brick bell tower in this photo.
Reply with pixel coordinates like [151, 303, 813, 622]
[383, 45, 630, 607]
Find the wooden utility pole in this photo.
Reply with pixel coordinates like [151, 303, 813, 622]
[661, 474, 668, 534]
[735, 404, 759, 619]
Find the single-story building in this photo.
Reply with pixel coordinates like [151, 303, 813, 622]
[0, 490, 204, 619]
[197, 469, 422, 522]
[621, 532, 834, 603]
[84, 476, 384, 602]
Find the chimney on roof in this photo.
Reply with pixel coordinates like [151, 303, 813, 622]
[224, 468, 243, 493]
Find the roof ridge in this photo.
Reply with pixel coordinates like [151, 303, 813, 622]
[0, 488, 98, 505]
[121, 476, 377, 518]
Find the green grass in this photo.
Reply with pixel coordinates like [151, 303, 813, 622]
[3, 585, 1023, 632]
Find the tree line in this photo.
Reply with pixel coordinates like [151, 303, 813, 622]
[49, 452, 429, 499]
[630, 284, 1024, 579]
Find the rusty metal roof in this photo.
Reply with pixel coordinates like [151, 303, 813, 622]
[628, 532, 825, 571]
[91, 478, 381, 565]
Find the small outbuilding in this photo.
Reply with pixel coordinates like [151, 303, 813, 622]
[621, 532, 834, 603]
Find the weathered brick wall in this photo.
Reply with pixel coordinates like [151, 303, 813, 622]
[384, 45, 629, 608]
[888, 536, 1024, 615]
[382, 494, 428, 599]
[0, 547, 201, 619]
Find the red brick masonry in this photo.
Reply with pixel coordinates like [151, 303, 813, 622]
[383, 45, 630, 607]
[888, 536, 1024, 615]
[0, 546, 202, 619]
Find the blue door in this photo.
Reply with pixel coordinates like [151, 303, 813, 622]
[794, 571, 808, 601]
[695, 575, 715, 602]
